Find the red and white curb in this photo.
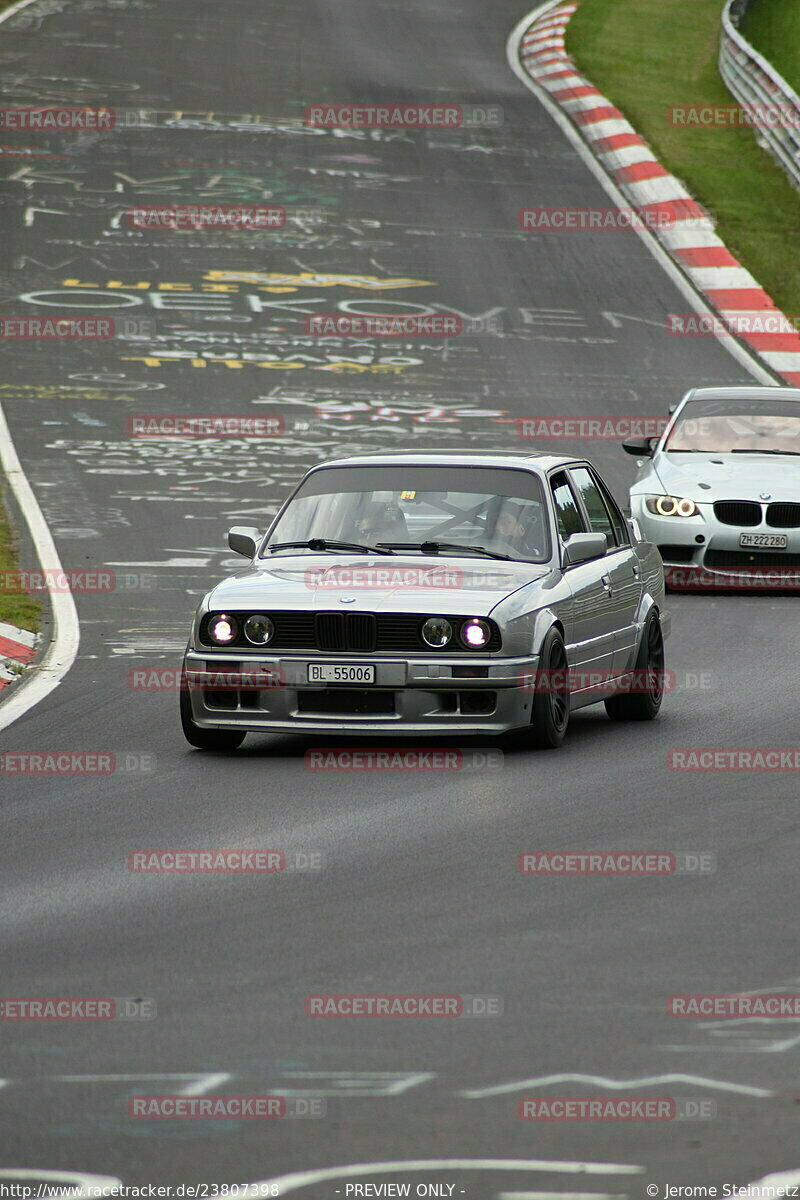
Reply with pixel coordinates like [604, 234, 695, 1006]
[0, 620, 37, 690]
[514, 1, 800, 386]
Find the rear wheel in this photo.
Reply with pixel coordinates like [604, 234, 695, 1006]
[604, 612, 665, 722]
[180, 684, 246, 751]
[526, 627, 570, 749]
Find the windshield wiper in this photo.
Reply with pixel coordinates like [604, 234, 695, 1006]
[376, 540, 513, 561]
[268, 538, 394, 555]
[729, 448, 800, 456]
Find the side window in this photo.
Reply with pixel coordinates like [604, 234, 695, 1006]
[592, 470, 629, 546]
[550, 472, 585, 539]
[569, 467, 617, 547]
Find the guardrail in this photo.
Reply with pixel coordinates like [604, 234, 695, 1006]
[720, 0, 800, 191]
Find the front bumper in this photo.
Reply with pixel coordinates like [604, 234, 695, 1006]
[182, 650, 540, 736]
[633, 500, 800, 588]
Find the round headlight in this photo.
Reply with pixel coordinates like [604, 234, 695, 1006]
[460, 618, 491, 649]
[422, 616, 453, 648]
[209, 614, 238, 644]
[647, 495, 699, 518]
[244, 614, 274, 645]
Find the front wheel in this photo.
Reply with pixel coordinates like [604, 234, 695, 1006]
[526, 627, 570, 749]
[604, 612, 665, 722]
[180, 685, 246, 751]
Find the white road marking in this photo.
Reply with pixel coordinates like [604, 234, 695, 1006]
[741, 1171, 800, 1197]
[0, 1172, 122, 1198]
[51, 1072, 231, 1095]
[460, 1073, 773, 1098]
[279, 1071, 435, 1096]
[497, 1194, 627, 1199]
[106, 558, 211, 567]
[0, 404, 80, 734]
[242, 1160, 645, 1197]
[506, 0, 776, 386]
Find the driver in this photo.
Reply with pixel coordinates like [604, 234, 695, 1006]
[491, 502, 544, 558]
[354, 498, 408, 543]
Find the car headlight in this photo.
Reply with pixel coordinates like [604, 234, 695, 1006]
[421, 617, 453, 648]
[460, 618, 491, 649]
[208, 613, 238, 644]
[645, 495, 700, 518]
[244, 614, 274, 645]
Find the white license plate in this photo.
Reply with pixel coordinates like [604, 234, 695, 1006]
[307, 663, 376, 685]
[739, 533, 788, 549]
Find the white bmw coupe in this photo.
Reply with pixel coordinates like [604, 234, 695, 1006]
[624, 386, 800, 589]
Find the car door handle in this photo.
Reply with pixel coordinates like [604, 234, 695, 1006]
[601, 574, 613, 593]
[631, 564, 640, 578]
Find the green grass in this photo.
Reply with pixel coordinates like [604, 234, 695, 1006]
[742, 0, 800, 95]
[0, 488, 41, 633]
[0, 0, 42, 635]
[566, 0, 800, 318]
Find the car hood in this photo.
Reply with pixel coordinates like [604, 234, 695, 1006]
[650, 452, 800, 502]
[207, 554, 552, 615]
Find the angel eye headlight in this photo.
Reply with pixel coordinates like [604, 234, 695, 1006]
[645, 495, 700, 518]
[209, 613, 238, 644]
[422, 617, 453, 648]
[460, 618, 491, 649]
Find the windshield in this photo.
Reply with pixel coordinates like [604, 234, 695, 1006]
[664, 398, 800, 453]
[263, 465, 552, 562]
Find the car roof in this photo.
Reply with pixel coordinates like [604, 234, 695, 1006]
[310, 449, 578, 471]
[684, 386, 800, 403]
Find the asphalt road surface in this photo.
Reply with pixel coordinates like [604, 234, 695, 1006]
[1, 0, 799, 1192]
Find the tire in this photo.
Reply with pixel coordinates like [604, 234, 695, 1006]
[604, 612, 665, 722]
[526, 627, 570, 749]
[180, 685, 246, 751]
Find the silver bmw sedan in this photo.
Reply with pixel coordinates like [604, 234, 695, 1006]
[180, 450, 669, 751]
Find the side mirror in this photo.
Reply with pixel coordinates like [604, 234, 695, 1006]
[228, 526, 261, 558]
[622, 435, 656, 457]
[564, 532, 608, 565]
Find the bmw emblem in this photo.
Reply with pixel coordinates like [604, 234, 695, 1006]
[340, 596, 356, 604]
[760, 492, 771, 500]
